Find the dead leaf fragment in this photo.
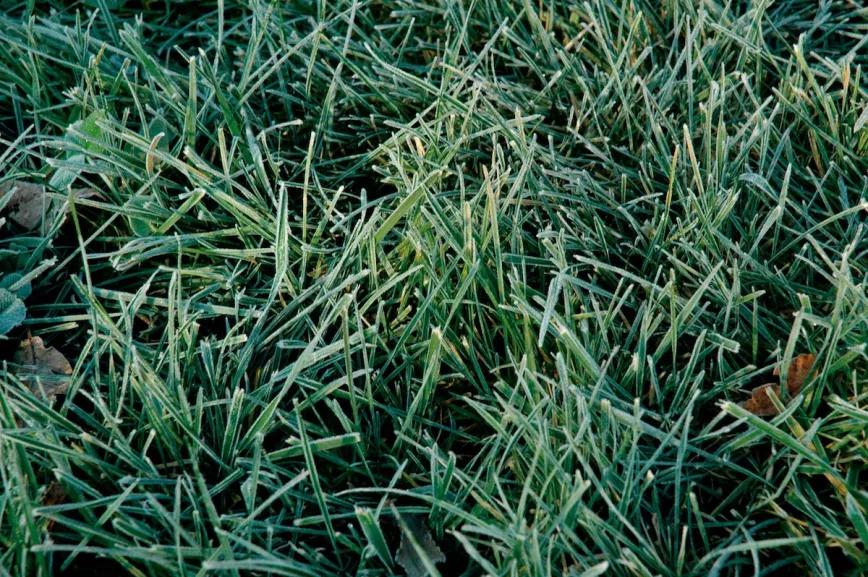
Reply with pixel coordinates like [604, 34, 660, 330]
[0, 181, 48, 230]
[41, 481, 68, 531]
[773, 353, 816, 396]
[741, 353, 817, 416]
[395, 514, 446, 577]
[13, 336, 73, 400]
[42, 481, 68, 506]
[741, 383, 783, 416]
[1, 181, 100, 230]
[15, 336, 73, 375]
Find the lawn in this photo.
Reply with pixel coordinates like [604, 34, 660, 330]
[0, 1, 866, 576]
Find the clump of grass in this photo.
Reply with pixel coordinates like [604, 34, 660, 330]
[0, 1, 866, 576]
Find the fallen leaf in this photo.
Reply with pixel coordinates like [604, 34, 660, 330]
[41, 482, 68, 531]
[773, 353, 817, 396]
[741, 353, 817, 416]
[741, 383, 784, 417]
[42, 481, 67, 506]
[395, 514, 446, 577]
[1, 181, 99, 231]
[13, 336, 73, 400]
[0, 181, 48, 230]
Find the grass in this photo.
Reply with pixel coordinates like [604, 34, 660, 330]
[0, 0, 866, 575]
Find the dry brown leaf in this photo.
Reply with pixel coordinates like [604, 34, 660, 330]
[741, 353, 817, 416]
[741, 383, 784, 416]
[15, 336, 73, 375]
[0, 181, 48, 230]
[1, 181, 100, 230]
[13, 336, 73, 400]
[773, 353, 817, 396]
